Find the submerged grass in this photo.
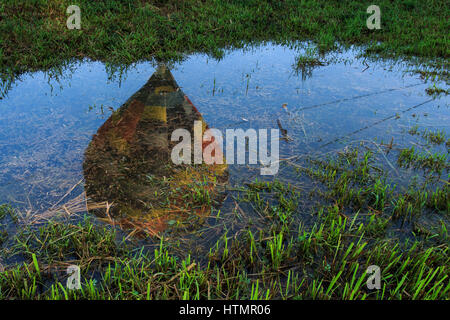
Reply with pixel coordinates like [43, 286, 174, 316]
[1, 0, 449, 96]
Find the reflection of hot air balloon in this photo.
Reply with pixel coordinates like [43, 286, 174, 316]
[83, 64, 228, 236]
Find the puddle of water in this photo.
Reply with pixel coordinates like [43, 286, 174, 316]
[0, 44, 448, 234]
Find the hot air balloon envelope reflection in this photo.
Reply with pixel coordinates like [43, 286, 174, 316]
[83, 65, 228, 236]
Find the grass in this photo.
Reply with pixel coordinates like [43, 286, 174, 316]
[0, 141, 449, 299]
[1, 0, 449, 97]
[0, 191, 448, 299]
[0, 205, 15, 247]
[397, 147, 449, 175]
[425, 84, 449, 97]
[299, 147, 448, 217]
[0, 205, 12, 221]
[408, 126, 448, 146]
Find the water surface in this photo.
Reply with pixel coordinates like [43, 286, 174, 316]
[0, 44, 448, 224]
